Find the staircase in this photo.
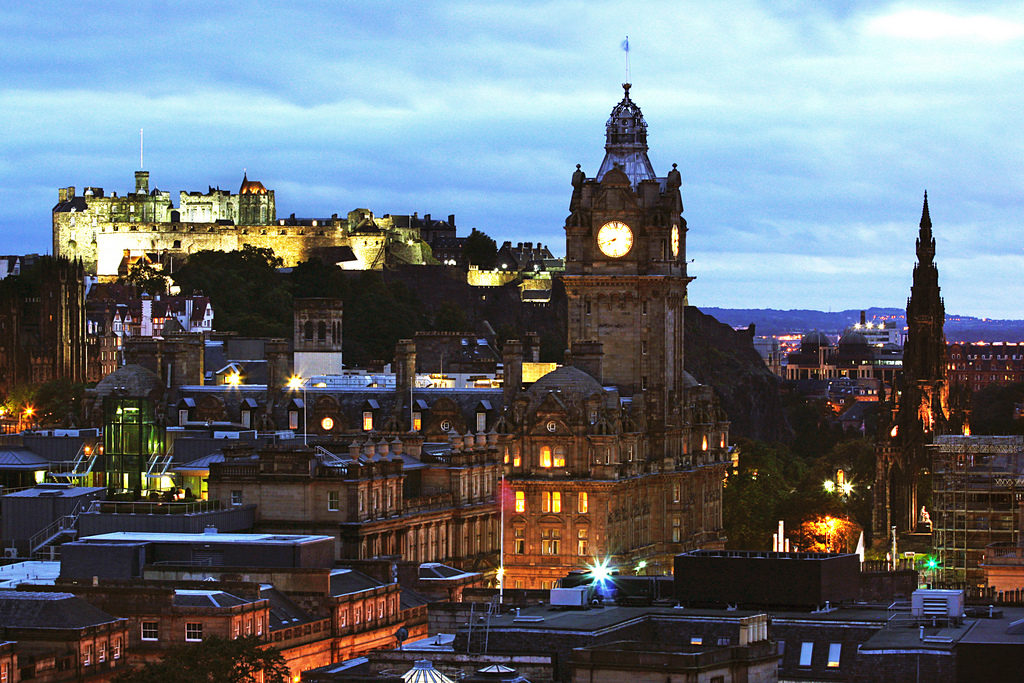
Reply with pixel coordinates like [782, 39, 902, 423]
[29, 499, 85, 560]
[47, 443, 98, 484]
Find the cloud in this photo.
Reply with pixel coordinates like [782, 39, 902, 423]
[1, 1, 1023, 318]
[865, 9, 1024, 42]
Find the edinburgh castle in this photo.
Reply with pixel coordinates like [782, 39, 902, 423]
[53, 170, 444, 277]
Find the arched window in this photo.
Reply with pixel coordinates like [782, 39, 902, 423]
[318, 321, 327, 342]
[539, 446, 552, 468]
[304, 321, 314, 341]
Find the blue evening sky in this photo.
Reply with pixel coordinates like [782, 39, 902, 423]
[2, 1, 1022, 318]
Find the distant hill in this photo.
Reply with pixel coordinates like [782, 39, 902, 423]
[703, 307, 1024, 342]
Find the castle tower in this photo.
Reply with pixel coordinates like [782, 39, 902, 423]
[563, 83, 690, 457]
[874, 194, 962, 537]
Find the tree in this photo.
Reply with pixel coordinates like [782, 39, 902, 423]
[120, 261, 168, 297]
[462, 228, 498, 270]
[114, 636, 289, 683]
[171, 247, 291, 338]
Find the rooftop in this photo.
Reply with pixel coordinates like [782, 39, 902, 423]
[79, 531, 332, 546]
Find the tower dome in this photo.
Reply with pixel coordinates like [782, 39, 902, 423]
[596, 83, 657, 187]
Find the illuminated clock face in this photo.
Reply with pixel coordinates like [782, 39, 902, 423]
[671, 225, 679, 258]
[596, 221, 633, 258]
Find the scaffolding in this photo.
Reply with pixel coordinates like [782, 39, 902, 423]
[931, 436, 1024, 586]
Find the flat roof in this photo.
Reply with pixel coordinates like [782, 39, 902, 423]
[0, 561, 60, 589]
[4, 486, 104, 498]
[79, 531, 332, 545]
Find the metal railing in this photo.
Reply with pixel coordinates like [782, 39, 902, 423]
[29, 499, 85, 559]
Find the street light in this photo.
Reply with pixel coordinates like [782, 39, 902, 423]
[287, 375, 307, 445]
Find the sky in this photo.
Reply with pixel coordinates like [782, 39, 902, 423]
[2, 1, 1023, 318]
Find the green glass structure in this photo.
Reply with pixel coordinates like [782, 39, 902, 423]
[103, 397, 164, 493]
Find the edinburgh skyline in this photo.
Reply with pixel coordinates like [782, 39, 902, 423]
[2, 1, 1023, 318]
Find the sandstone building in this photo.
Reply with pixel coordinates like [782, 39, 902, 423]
[498, 84, 729, 589]
[53, 172, 439, 277]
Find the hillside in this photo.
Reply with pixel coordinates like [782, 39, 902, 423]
[704, 307, 1024, 342]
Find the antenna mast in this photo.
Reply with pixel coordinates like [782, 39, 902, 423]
[139, 128, 144, 169]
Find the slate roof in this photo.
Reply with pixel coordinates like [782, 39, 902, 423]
[173, 589, 251, 608]
[0, 449, 49, 471]
[52, 196, 89, 213]
[0, 590, 120, 629]
[260, 587, 314, 630]
[400, 587, 432, 610]
[330, 568, 386, 597]
[525, 365, 606, 412]
[93, 364, 163, 399]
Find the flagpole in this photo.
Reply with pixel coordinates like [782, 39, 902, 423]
[623, 35, 630, 83]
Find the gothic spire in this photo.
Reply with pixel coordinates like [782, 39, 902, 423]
[904, 191, 945, 384]
[916, 191, 935, 265]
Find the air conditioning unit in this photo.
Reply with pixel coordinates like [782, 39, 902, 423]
[912, 589, 964, 623]
[3, 547, 18, 559]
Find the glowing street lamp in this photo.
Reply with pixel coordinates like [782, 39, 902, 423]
[823, 479, 836, 494]
[287, 375, 307, 445]
[225, 372, 241, 386]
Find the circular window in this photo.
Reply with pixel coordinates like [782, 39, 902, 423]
[546, 420, 558, 433]
[440, 419, 452, 432]
[320, 416, 335, 431]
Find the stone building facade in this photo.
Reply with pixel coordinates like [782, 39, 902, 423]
[499, 84, 730, 589]
[53, 173, 437, 277]
[0, 256, 87, 393]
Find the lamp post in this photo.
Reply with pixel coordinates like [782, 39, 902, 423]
[288, 376, 307, 445]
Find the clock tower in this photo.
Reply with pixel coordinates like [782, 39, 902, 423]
[564, 83, 690, 453]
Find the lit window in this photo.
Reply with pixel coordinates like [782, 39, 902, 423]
[141, 621, 159, 641]
[552, 491, 561, 513]
[540, 446, 552, 468]
[513, 450, 521, 467]
[553, 447, 566, 468]
[256, 616, 263, 635]
[827, 643, 841, 668]
[83, 644, 92, 666]
[412, 411, 422, 431]
[799, 642, 813, 667]
[578, 492, 588, 513]
[185, 622, 203, 642]
[690, 637, 702, 645]
[230, 490, 242, 506]
[514, 491, 525, 513]
[288, 410, 299, 430]
[542, 491, 551, 512]
[233, 620, 240, 638]
[328, 491, 340, 511]
[476, 412, 487, 432]
[577, 528, 588, 556]
[541, 528, 561, 555]
[113, 638, 121, 660]
[362, 411, 373, 431]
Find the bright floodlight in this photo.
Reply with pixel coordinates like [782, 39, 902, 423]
[589, 558, 612, 583]
[840, 482, 854, 496]
[823, 480, 836, 493]
[287, 375, 303, 389]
